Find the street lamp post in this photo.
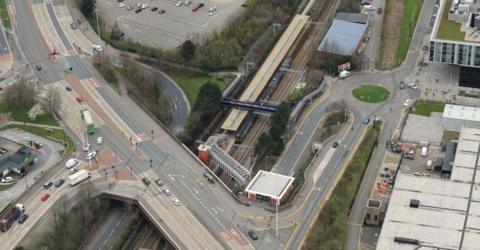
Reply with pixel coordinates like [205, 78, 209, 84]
[95, 8, 101, 48]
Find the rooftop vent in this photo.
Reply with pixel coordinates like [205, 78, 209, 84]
[409, 199, 420, 208]
[394, 237, 420, 245]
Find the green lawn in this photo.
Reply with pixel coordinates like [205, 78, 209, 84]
[167, 73, 230, 106]
[0, 0, 11, 29]
[303, 121, 382, 249]
[436, 0, 465, 41]
[3, 124, 74, 157]
[413, 100, 445, 116]
[0, 103, 59, 126]
[395, 0, 423, 64]
[352, 85, 390, 103]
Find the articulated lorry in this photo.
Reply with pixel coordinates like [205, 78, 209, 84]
[0, 203, 25, 232]
[68, 169, 91, 186]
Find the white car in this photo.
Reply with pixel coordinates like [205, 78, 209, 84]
[403, 99, 411, 107]
[208, 11, 215, 16]
[175, 1, 182, 7]
[184, 0, 192, 6]
[163, 188, 172, 196]
[141, 3, 149, 9]
[119, 3, 126, 8]
[83, 143, 90, 152]
[209, 6, 217, 12]
[171, 197, 181, 206]
[408, 83, 418, 89]
[65, 158, 79, 169]
[86, 151, 97, 160]
[92, 45, 103, 53]
[2, 176, 13, 183]
[97, 137, 103, 144]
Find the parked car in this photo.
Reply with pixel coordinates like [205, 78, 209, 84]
[70, 23, 78, 29]
[36, 65, 42, 71]
[403, 99, 411, 107]
[126, 5, 134, 11]
[97, 137, 103, 144]
[55, 179, 65, 187]
[163, 188, 172, 196]
[83, 143, 91, 152]
[171, 197, 181, 206]
[159, 9, 166, 14]
[399, 81, 405, 89]
[155, 178, 164, 186]
[248, 231, 258, 240]
[65, 86, 72, 91]
[1, 176, 13, 183]
[408, 83, 418, 89]
[141, 3, 149, 9]
[70, 167, 79, 174]
[135, 8, 142, 13]
[184, 0, 192, 6]
[192, 3, 204, 11]
[119, 3, 126, 8]
[65, 158, 79, 169]
[176, 1, 183, 7]
[363, 118, 370, 125]
[41, 193, 50, 201]
[86, 151, 97, 160]
[43, 180, 53, 189]
[18, 214, 29, 224]
[142, 177, 151, 186]
[151, 6, 158, 11]
[332, 141, 339, 148]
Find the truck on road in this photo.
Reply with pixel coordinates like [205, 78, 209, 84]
[68, 169, 91, 186]
[80, 108, 96, 134]
[0, 204, 25, 232]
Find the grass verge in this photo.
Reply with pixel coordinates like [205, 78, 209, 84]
[412, 100, 445, 116]
[2, 124, 75, 157]
[93, 63, 119, 93]
[0, 183, 13, 191]
[395, 0, 422, 63]
[352, 85, 389, 103]
[303, 121, 381, 249]
[0, 0, 11, 29]
[166, 72, 230, 106]
[0, 102, 60, 127]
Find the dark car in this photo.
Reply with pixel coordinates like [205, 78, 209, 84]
[159, 9, 166, 14]
[18, 214, 29, 224]
[332, 141, 339, 148]
[36, 64, 42, 71]
[399, 81, 405, 89]
[70, 23, 78, 30]
[155, 178, 164, 186]
[142, 177, 151, 186]
[151, 7, 158, 11]
[65, 86, 72, 92]
[43, 180, 53, 189]
[363, 118, 370, 125]
[403, 154, 415, 160]
[247, 231, 258, 240]
[55, 179, 65, 187]
[135, 8, 142, 13]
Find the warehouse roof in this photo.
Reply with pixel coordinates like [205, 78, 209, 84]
[336, 12, 369, 24]
[244, 171, 294, 200]
[318, 19, 367, 55]
[443, 104, 480, 122]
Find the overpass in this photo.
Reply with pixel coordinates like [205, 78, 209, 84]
[221, 14, 310, 131]
[222, 98, 278, 113]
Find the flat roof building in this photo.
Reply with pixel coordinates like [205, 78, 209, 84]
[442, 104, 480, 131]
[0, 137, 34, 176]
[244, 170, 294, 205]
[318, 15, 368, 56]
[377, 126, 480, 249]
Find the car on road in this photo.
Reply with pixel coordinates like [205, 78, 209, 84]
[119, 3, 126, 8]
[41, 193, 50, 201]
[399, 81, 405, 89]
[163, 187, 172, 196]
[184, 0, 192, 6]
[363, 117, 370, 125]
[159, 9, 166, 14]
[403, 99, 411, 107]
[65, 86, 72, 91]
[43, 180, 53, 189]
[97, 137, 103, 144]
[209, 6, 217, 12]
[171, 197, 181, 206]
[248, 231, 258, 240]
[83, 143, 91, 152]
[151, 6, 158, 11]
[55, 179, 65, 187]
[192, 3, 204, 11]
[36, 65, 42, 71]
[76, 96, 84, 103]
[142, 177, 151, 186]
[332, 141, 339, 148]
[155, 178, 164, 186]
[65, 158, 79, 169]
[18, 214, 29, 224]
[70, 167, 79, 174]
[92, 45, 103, 53]
[86, 151, 97, 160]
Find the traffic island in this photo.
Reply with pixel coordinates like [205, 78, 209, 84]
[352, 85, 390, 103]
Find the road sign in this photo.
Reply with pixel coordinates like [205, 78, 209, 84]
[338, 62, 351, 72]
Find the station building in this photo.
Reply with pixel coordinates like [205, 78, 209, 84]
[0, 137, 35, 177]
[244, 170, 294, 205]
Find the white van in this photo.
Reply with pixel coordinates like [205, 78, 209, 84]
[65, 158, 79, 169]
[339, 70, 352, 79]
[421, 146, 428, 157]
[426, 160, 433, 170]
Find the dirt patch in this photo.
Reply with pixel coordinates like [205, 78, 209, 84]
[379, 0, 404, 69]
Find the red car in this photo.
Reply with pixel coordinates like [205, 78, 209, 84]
[76, 96, 84, 103]
[41, 193, 50, 201]
[192, 3, 204, 12]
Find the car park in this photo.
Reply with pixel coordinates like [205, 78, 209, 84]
[18, 214, 29, 224]
[43, 180, 53, 189]
[248, 231, 258, 240]
[97, 137, 103, 144]
[55, 179, 65, 187]
[171, 197, 181, 206]
[41, 193, 50, 201]
[83, 143, 91, 152]
[86, 151, 97, 160]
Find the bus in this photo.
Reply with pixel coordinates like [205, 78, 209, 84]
[80, 108, 96, 134]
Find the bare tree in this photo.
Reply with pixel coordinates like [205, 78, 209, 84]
[45, 86, 62, 115]
[2, 78, 36, 109]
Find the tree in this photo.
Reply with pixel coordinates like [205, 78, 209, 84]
[45, 86, 62, 115]
[180, 40, 196, 62]
[255, 132, 272, 156]
[194, 81, 222, 120]
[2, 78, 36, 109]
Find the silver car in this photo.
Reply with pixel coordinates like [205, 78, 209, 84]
[171, 197, 181, 206]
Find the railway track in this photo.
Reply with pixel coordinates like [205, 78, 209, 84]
[230, 0, 340, 168]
